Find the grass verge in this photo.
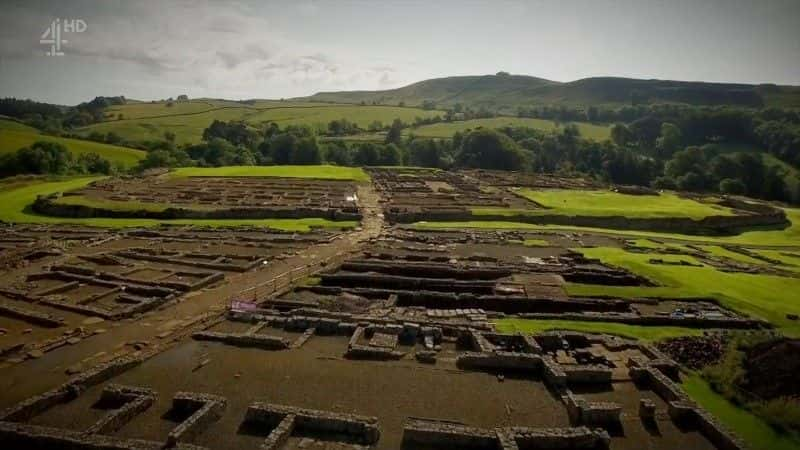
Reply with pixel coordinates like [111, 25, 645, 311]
[567, 247, 800, 336]
[514, 189, 733, 219]
[682, 374, 800, 450]
[412, 209, 800, 247]
[494, 318, 702, 341]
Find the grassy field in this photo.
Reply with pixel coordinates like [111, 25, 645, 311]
[495, 318, 702, 341]
[407, 117, 611, 141]
[79, 101, 443, 145]
[0, 120, 145, 168]
[413, 207, 800, 247]
[0, 177, 355, 231]
[170, 165, 369, 181]
[699, 245, 767, 266]
[568, 247, 800, 336]
[514, 189, 733, 219]
[682, 374, 800, 450]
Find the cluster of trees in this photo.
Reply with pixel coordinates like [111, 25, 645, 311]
[0, 141, 115, 177]
[655, 148, 792, 201]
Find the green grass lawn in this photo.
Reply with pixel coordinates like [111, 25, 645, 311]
[407, 117, 611, 141]
[495, 318, 702, 341]
[699, 245, 767, 266]
[0, 121, 145, 168]
[568, 247, 800, 336]
[515, 189, 733, 219]
[523, 238, 549, 246]
[170, 165, 369, 181]
[413, 207, 800, 247]
[79, 102, 442, 145]
[682, 374, 800, 450]
[0, 177, 355, 231]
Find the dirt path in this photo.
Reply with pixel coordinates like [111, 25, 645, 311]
[0, 181, 385, 409]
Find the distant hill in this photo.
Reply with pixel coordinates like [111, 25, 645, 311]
[301, 74, 800, 111]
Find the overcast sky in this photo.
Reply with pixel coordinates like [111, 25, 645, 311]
[1, 0, 798, 105]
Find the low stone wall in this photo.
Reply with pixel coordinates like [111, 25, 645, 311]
[402, 418, 498, 449]
[246, 402, 380, 445]
[456, 351, 543, 373]
[192, 331, 290, 350]
[563, 391, 621, 427]
[85, 385, 156, 435]
[0, 356, 144, 423]
[0, 301, 64, 327]
[0, 421, 207, 450]
[166, 392, 227, 447]
[402, 418, 611, 450]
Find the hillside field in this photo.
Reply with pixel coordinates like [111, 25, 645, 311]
[408, 117, 611, 141]
[78, 101, 444, 145]
[0, 119, 146, 168]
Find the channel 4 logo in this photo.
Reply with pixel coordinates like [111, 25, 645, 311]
[40, 18, 87, 56]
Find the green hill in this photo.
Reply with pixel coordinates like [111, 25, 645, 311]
[302, 74, 800, 111]
[0, 119, 146, 168]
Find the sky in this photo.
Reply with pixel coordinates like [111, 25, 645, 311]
[0, 0, 798, 105]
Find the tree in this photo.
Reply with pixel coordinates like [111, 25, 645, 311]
[655, 122, 682, 158]
[408, 139, 443, 168]
[585, 106, 599, 122]
[455, 129, 526, 171]
[76, 152, 112, 174]
[16, 141, 73, 174]
[353, 143, 379, 166]
[610, 123, 632, 146]
[202, 120, 258, 148]
[677, 172, 706, 191]
[709, 155, 743, 184]
[385, 119, 404, 145]
[291, 137, 322, 164]
[761, 166, 788, 201]
[136, 148, 193, 170]
[377, 143, 402, 166]
[267, 133, 297, 165]
[719, 178, 746, 195]
[324, 141, 351, 166]
[665, 147, 707, 180]
[629, 116, 662, 147]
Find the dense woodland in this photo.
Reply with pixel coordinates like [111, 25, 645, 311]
[1, 95, 799, 204]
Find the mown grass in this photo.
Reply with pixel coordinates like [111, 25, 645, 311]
[413, 207, 800, 247]
[495, 318, 702, 341]
[170, 165, 369, 181]
[0, 120, 146, 168]
[699, 245, 767, 266]
[0, 177, 355, 231]
[515, 189, 733, 219]
[682, 374, 800, 450]
[752, 249, 800, 270]
[407, 117, 611, 141]
[568, 247, 800, 336]
[523, 238, 549, 246]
